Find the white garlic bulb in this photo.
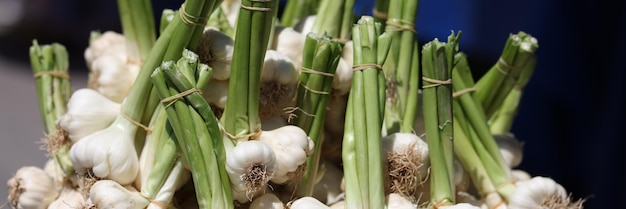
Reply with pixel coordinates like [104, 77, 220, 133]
[88, 180, 149, 209]
[273, 26, 306, 69]
[202, 78, 229, 109]
[258, 125, 314, 184]
[494, 133, 524, 168]
[290, 196, 330, 209]
[226, 140, 276, 203]
[386, 193, 417, 209]
[249, 193, 284, 209]
[7, 166, 59, 209]
[57, 88, 120, 143]
[198, 27, 234, 81]
[47, 185, 86, 209]
[508, 176, 570, 209]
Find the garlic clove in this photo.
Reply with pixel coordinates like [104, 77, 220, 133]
[88, 54, 136, 103]
[258, 125, 314, 184]
[88, 180, 149, 209]
[57, 88, 120, 143]
[7, 166, 59, 209]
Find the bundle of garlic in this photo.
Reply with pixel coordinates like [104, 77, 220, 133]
[10, 0, 588, 208]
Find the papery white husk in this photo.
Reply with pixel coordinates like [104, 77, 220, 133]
[386, 193, 417, 209]
[69, 115, 139, 185]
[249, 193, 284, 209]
[84, 31, 126, 66]
[508, 176, 568, 209]
[226, 140, 276, 203]
[258, 125, 314, 184]
[7, 166, 59, 209]
[88, 54, 139, 103]
[57, 88, 120, 143]
[272, 26, 305, 69]
[198, 26, 234, 81]
[289, 196, 330, 209]
[47, 185, 86, 209]
[202, 78, 229, 109]
[494, 133, 524, 168]
[88, 180, 149, 209]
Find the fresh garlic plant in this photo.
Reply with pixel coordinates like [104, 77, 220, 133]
[197, 27, 235, 81]
[226, 140, 276, 203]
[88, 180, 149, 209]
[381, 133, 430, 197]
[7, 166, 59, 209]
[84, 31, 140, 103]
[259, 50, 300, 119]
[258, 125, 314, 184]
[69, 115, 140, 185]
[508, 176, 582, 209]
[249, 193, 284, 209]
[57, 88, 120, 143]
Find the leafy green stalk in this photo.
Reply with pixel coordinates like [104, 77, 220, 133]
[117, 0, 156, 62]
[311, 0, 355, 40]
[220, 0, 278, 148]
[421, 31, 461, 205]
[294, 33, 343, 196]
[343, 16, 386, 209]
[152, 57, 233, 209]
[29, 40, 73, 177]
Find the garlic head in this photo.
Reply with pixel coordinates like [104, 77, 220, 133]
[226, 140, 276, 202]
[89, 180, 149, 209]
[289, 196, 330, 209]
[249, 193, 284, 209]
[57, 88, 120, 143]
[198, 27, 234, 81]
[258, 125, 314, 184]
[7, 166, 59, 209]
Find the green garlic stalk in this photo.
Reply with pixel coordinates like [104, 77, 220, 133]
[29, 40, 73, 179]
[116, 0, 156, 63]
[294, 32, 343, 197]
[381, 0, 420, 134]
[151, 51, 232, 209]
[421, 31, 461, 206]
[342, 16, 387, 209]
[220, 0, 278, 147]
[310, 0, 355, 40]
[473, 32, 538, 119]
[280, 0, 319, 27]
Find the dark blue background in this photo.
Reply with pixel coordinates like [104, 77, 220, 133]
[1, 0, 623, 208]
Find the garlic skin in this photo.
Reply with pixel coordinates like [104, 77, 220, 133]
[226, 140, 276, 203]
[84, 31, 126, 66]
[494, 133, 524, 168]
[249, 193, 284, 209]
[57, 88, 120, 143]
[386, 193, 417, 209]
[258, 125, 314, 184]
[47, 186, 86, 209]
[261, 50, 299, 85]
[202, 78, 229, 109]
[332, 57, 353, 95]
[508, 176, 568, 209]
[290, 197, 330, 209]
[69, 116, 139, 185]
[198, 27, 234, 81]
[273, 26, 306, 69]
[88, 180, 149, 209]
[88, 54, 139, 103]
[7, 166, 59, 209]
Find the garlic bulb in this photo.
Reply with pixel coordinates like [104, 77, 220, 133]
[84, 31, 126, 66]
[332, 57, 353, 95]
[88, 180, 149, 209]
[382, 133, 430, 196]
[510, 169, 531, 182]
[259, 50, 300, 119]
[294, 15, 316, 36]
[386, 193, 417, 209]
[258, 125, 314, 184]
[198, 27, 234, 81]
[226, 140, 276, 203]
[47, 186, 86, 209]
[88, 54, 139, 103]
[7, 166, 59, 209]
[329, 200, 345, 209]
[202, 78, 229, 109]
[249, 193, 284, 209]
[493, 133, 524, 168]
[290, 196, 330, 209]
[57, 88, 120, 143]
[272, 26, 305, 69]
[508, 176, 579, 209]
[69, 116, 139, 185]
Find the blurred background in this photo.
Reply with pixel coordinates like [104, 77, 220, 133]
[1, 0, 624, 208]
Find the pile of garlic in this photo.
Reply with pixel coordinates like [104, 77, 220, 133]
[8, 2, 585, 209]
